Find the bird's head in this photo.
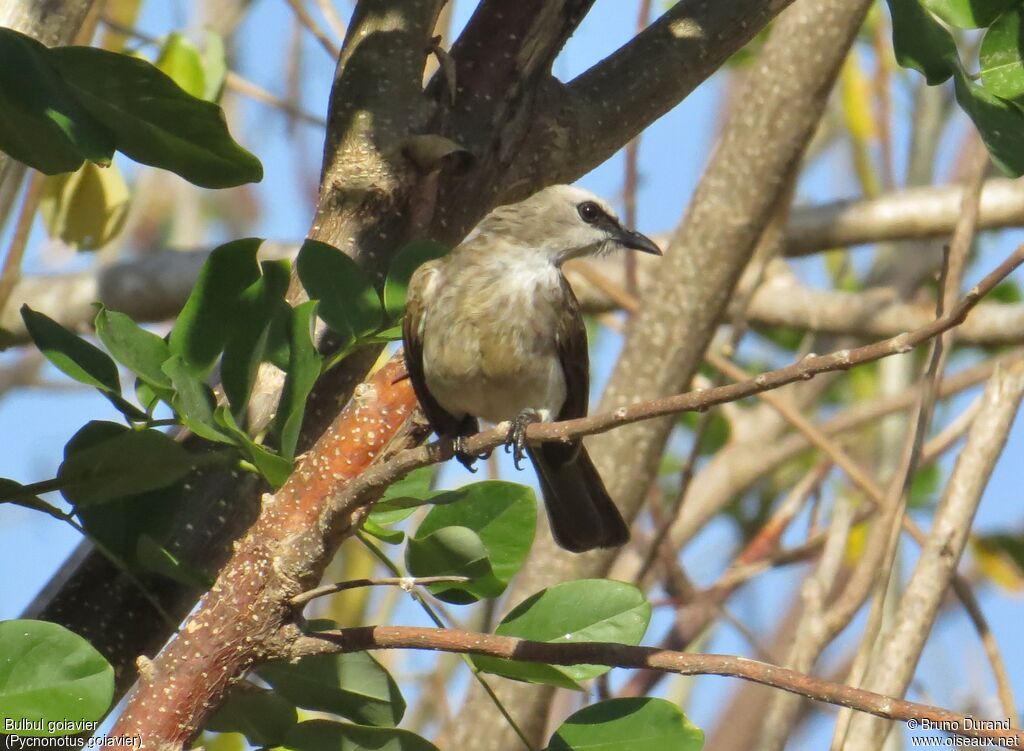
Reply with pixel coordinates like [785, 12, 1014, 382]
[474, 184, 661, 264]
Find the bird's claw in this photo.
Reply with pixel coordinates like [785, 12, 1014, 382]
[453, 437, 493, 472]
[505, 409, 541, 471]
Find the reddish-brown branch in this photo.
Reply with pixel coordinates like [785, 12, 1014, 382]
[102, 360, 424, 748]
[288, 625, 1024, 746]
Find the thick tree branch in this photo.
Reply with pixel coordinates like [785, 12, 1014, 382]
[503, 0, 799, 192]
[283, 625, 1024, 747]
[786, 176, 1024, 256]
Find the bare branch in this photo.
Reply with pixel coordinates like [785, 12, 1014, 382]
[786, 177, 1024, 256]
[285, 625, 1024, 747]
[842, 359, 1024, 750]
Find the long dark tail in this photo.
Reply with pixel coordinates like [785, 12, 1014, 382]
[527, 446, 629, 553]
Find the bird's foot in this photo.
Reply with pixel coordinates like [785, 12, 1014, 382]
[453, 436, 491, 473]
[504, 409, 542, 470]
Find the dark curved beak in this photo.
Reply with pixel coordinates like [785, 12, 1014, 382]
[616, 227, 662, 255]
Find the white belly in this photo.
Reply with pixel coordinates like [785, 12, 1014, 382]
[419, 256, 568, 424]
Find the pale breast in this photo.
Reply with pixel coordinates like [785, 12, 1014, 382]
[420, 252, 568, 424]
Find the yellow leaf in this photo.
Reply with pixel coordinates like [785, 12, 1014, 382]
[40, 162, 130, 251]
[972, 535, 1024, 593]
[199, 732, 246, 751]
[844, 520, 869, 565]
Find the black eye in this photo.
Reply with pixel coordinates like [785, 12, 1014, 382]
[577, 201, 602, 224]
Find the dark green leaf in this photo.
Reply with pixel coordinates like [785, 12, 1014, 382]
[283, 720, 438, 751]
[163, 355, 231, 443]
[168, 238, 263, 376]
[679, 411, 731, 455]
[368, 466, 436, 526]
[76, 482, 183, 567]
[886, 0, 960, 84]
[136, 534, 211, 589]
[48, 45, 262, 188]
[405, 481, 536, 603]
[383, 240, 449, 321]
[95, 307, 172, 389]
[206, 688, 297, 747]
[259, 650, 405, 727]
[22, 305, 119, 393]
[0, 620, 113, 734]
[59, 424, 199, 506]
[274, 301, 322, 460]
[221, 259, 290, 414]
[473, 579, 652, 689]
[406, 526, 495, 603]
[297, 239, 382, 342]
[214, 406, 293, 487]
[546, 698, 705, 751]
[921, 0, 1019, 28]
[0, 28, 114, 173]
[953, 66, 1024, 175]
[980, 8, 1024, 103]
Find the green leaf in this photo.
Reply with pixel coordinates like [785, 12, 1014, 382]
[95, 307, 172, 389]
[206, 688, 297, 747]
[383, 240, 449, 320]
[169, 238, 263, 377]
[202, 31, 227, 102]
[296, 239, 382, 343]
[22, 305, 120, 393]
[221, 259, 290, 414]
[76, 482, 183, 567]
[259, 649, 405, 727]
[980, 8, 1024, 103]
[368, 466, 436, 526]
[989, 280, 1023, 303]
[0, 620, 113, 734]
[163, 355, 231, 443]
[473, 579, 652, 690]
[0, 28, 114, 173]
[406, 526, 495, 602]
[405, 481, 536, 603]
[953, 66, 1024, 175]
[59, 423, 199, 506]
[885, 0, 960, 84]
[48, 45, 262, 188]
[274, 301, 322, 460]
[283, 720, 438, 751]
[909, 463, 942, 508]
[136, 534, 211, 589]
[362, 518, 406, 544]
[679, 410, 731, 455]
[546, 698, 704, 751]
[921, 0, 1019, 28]
[156, 32, 205, 100]
[214, 406, 293, 487]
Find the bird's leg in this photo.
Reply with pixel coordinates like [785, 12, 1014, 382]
[505, 408, 542, 470]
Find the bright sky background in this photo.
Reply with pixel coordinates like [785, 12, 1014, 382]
[1, 1, 1022, 747]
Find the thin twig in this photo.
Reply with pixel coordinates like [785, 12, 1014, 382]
[288, 625, 1024, 747]
[290, 575, 470, 607]
[283, 0, 342, 58]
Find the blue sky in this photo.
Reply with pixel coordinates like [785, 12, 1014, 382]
[1, 1, 1021, 746]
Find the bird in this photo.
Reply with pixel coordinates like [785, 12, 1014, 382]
[402, 184, 661, 552]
